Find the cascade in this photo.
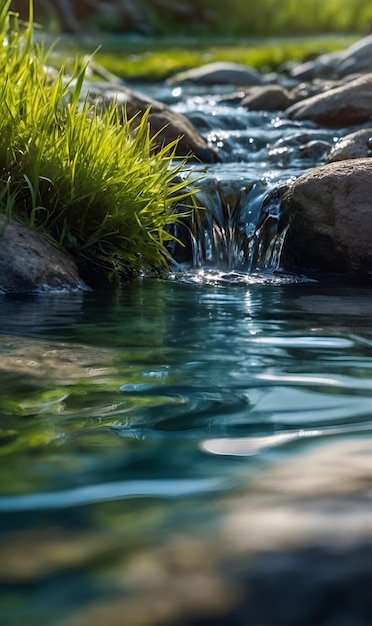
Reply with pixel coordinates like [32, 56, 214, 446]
[161, 86, 334, 279]
[174, 175, 288, 273]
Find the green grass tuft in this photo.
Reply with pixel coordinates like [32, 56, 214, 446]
[0, 1, 193, 283]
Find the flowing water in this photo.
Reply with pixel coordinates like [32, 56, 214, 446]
[1, 84, 372, 626]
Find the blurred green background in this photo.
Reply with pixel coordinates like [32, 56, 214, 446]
[11, 0, 372, 36]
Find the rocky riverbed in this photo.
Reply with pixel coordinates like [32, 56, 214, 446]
[2, 34, 372, 291]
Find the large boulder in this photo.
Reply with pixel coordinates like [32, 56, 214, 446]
[280, 159, 372, 280]
[166, 61, 262, 86]
[0, 216, 87, 294]
[85, 82, 218, 162]
[285, 73, 372, 127]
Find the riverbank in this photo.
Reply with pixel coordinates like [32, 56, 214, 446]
[48, 34, 357, 82]
[1, 2, 372, 292]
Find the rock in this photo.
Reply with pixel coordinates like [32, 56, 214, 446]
[327, 128, 372, 162]
[280, 158, 372, 279]
[336, 34, 372, 77]
[268, 131, 334, 166]
[0, 216, 88, 294]
[85, 82, 219, 162]
[289, 51, 340, 81]
[285, 73, 372, 127]
[241, 85, 294, 111]
[289, 78, 342, 102]
[289, 34, 372, 80]
[166, 61, 262, 86]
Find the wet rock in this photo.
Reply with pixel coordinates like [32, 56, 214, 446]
[297, 139, 332, 161]
[327, 127, 372, 162]
[0, 216, 87, 294]
[85, 82, 219, 162]
[336, 34, 372, 77]
[268, 131, 334, 166]
[289, 49, 343, 81]
[289, 34, 372, 80]
[285, 73, 372, 127]
[280, 158, 372, 279]
[241, 85, 294, 111]
[289, 78, 342, 101]
[166, 61, 262, 86]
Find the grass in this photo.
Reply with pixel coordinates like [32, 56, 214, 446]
[46, 33, 357, 82]
[95, 36, 357, 81]
[0, 1, 194, 284]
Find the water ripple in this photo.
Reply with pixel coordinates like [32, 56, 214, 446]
[251, 335, 356, 349]
[257, 371, 372, 392]
[0, 478, 220, 512]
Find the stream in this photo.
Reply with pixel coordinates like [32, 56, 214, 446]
[1, 82, 372, 626]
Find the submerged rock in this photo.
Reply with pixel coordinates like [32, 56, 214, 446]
[285, 73, 372, 127]
[166, 61, 262, 86]
[53, 437, 372, 626]
[280, 158, 372, 279]
[0, 216, 88, 294]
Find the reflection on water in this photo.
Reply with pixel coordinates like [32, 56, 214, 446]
[1, 279, 372, 625]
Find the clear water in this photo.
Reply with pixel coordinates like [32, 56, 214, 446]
[1, 85, 372, 626]
[1, 280, 372, 625]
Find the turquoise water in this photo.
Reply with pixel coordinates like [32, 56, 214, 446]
[1, 73, 372, 626]
[1, 278, 372, 625]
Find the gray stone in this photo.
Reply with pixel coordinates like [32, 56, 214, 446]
[85, 82, 219, 162]
[280, 158, 372, 279]
[327, 127, 372, 162]
[336, 34, 372, 77]
[285, 73, 372, 127]
[289, 34, 372, 80]
[289, 51, 340, 81]
[166, 61, 262, 86]
[241, 85, 294, 111]
[0, 216, 88, 294]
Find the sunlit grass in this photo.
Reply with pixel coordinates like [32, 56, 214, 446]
[49, 35, 357, 82]
[0, 1, 194, 283]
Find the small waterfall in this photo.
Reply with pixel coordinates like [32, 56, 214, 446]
[162, 89, 333, 281]
[171, 174, 288, 276]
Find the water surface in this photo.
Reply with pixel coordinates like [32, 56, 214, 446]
[1, 79, 372, 626]
[1, 280, 372, 625]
